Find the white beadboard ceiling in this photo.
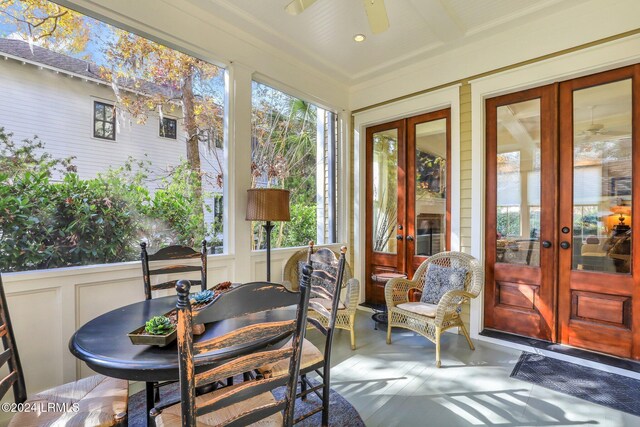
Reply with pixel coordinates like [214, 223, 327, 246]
[186, 0, 584, 84]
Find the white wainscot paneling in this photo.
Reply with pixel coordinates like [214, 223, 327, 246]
[7, 288, 63, 394]
[75, 277, 144, 378]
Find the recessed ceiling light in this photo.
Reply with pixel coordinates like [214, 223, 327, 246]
[354, 34, 366, 42]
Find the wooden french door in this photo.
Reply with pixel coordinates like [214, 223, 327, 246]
[365, 110, 451, 305]
[484, 85, 558, 341]
[486, 65, 640, 359]
[557, 65, 640, 359]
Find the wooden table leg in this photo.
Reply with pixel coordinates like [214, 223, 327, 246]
[146, 382, 155, 426]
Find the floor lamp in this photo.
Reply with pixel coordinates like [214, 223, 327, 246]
[246, 188, 290, 282]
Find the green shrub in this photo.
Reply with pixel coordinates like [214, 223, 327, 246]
[0, 128, 217, 272]
[46, 174, 145, 267]
[0, 170, 57, 270]
[281, 202, 317, 247]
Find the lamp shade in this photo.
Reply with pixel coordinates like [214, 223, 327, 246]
[611, 204, 632, 216]
[246, 188, 291, 221]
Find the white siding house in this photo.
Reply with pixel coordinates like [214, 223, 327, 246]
[0, 38, 222, 201]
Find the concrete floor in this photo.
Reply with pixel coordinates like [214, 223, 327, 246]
[307, 310, 640, 427]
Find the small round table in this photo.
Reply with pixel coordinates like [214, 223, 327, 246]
[69, 296, 295, 425]
[370, 272, 407, 329]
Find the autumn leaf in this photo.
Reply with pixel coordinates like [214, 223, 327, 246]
[0, 0, 89, 53]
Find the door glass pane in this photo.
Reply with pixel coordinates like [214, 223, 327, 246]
[372, 129, 398, 253]
[496, 99, 541, 266]
[572, 79, 632, 273]
[415, 119, 446, 256]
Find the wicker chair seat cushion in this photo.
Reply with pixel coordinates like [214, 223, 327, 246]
[257, 338, 323, 377]
[310, 297, 346, 311]
[396, 302, 438, 317]
[154, 383, 281, 426]
[8, 375, 128, 427]
[420, 264, 467, 304]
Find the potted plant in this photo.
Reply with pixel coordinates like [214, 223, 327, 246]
[127, 282, 234, 345]
[128, 314, 177, 346]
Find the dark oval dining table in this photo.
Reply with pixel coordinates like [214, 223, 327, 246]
[69, 295, 296, 425]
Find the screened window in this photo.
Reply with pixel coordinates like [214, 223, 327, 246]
[497, 206, 521, 237]
[573, 205, 601, 241]
[159, 117, 177, 139]
[94, 101, 116, 140]
[250, 81, 337, 249]
[0, 0, 225, 272]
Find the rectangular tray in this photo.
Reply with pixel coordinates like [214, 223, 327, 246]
[128, 311, 177, 346]
[128, 325, 177, 346]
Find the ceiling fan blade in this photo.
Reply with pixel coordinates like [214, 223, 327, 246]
[285, 0, 318, 15]
[363, 0, 389, 34]
[602, 130, 630, 136]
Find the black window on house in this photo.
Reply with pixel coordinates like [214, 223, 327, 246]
[160, 117, 177, 139]
[211, 129, 223, 149]
[214, 194, 223, 223]
[93, 101, 116, 140]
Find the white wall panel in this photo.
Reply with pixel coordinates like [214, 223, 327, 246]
[6, 288, 63, 393]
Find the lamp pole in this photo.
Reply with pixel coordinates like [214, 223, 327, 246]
[263, 220, 274, 282]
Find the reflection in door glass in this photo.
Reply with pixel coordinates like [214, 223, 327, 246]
[415, 119, 446, 256]
[572, 79, 632, 273]
[496, 99, 541, 266]
[372, 129, 398, 254]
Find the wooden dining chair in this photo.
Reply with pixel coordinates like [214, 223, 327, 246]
[140, 240, 208, 301]
[0, 273, 129, 427]
[259, 245, 348, 426]
[141, 241, 208, 402]
[150, 270, 313, 426]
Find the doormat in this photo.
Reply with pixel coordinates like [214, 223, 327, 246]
[511, 352, 640, 417]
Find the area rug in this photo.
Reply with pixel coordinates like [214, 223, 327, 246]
[129, 377, 365, 426]
[510, 352, 640, 417]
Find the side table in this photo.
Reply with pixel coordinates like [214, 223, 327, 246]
[370, 272, 407, 330]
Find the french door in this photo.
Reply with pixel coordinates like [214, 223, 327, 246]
[484, 85, 558, 341]
[557, 66, 640, 358]
[485, 65, 640, 359]
[365, 109, 451, 305]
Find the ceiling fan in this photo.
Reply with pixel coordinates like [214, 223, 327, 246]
[285, 0, 390, 34]
[576, 106, 628, 139]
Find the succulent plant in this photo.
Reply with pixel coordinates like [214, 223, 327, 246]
[192, 289, 215, 304]
[145, 316, 175, 335]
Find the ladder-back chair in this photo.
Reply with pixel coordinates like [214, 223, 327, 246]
[140, 241, 208, 301]
[150, 271, 312, 426]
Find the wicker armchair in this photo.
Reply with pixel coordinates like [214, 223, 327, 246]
[282, 245, 360, 350]
[385, 251, 483, 367]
